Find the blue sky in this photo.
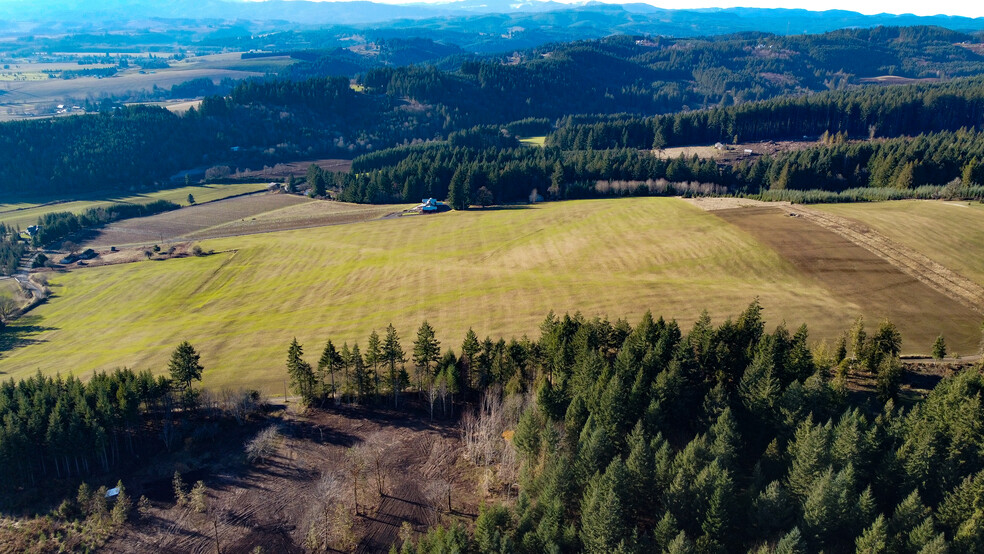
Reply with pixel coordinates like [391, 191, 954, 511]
[308, 0, 984, 18]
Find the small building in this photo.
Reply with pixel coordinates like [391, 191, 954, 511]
[417, 198, 450, 214]
[26, 225, 40, 237]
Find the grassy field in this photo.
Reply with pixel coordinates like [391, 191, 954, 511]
[0, 278, 25, 301]
[0, 183, 268, 230]
[519, 136, 546, 146]
[816, 200, 984, 288]
[2, 197, 978, 392]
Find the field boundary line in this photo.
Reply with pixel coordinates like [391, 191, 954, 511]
[787, 205, 984, 317]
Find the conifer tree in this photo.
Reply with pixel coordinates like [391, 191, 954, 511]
[855, 515, 889, 553]
[413, 321, 440, 391]
[931, 335, 947, 361]
[318, 339, 342, 399]
[365, 329, 383, 394]
[461, 328, 481, 391]
[286, 338, 315, 402]
[383, 324, 406, 406]
[168, 341, 204, 408]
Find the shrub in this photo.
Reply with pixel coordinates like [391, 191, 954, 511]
[245, 425, 281, 464]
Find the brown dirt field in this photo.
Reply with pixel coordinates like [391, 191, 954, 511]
[682, 197, 789, 211]
[237, 159, 353, 180]
[103, 404, 485, 554]
[786, 205, 984, 316]
[714, 206, 983, 354]
[84, 194, 312, 248]
[180, 201, 406, 241]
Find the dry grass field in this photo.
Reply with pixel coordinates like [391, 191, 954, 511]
[815, 200, 984, 288]
[2, 197, 979, 393]
[714, 206, 982, 354]
[85, 193, 313, 247]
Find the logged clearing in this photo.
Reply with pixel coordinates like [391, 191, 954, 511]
[0, 183, 268, 230]
[101, 406, 477, 554]
[1, 197, 980, 391]
[815, 201, 984, 290]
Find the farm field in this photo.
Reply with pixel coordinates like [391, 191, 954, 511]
[85, 193, 315, 247]
[0, 183, 269, 230]
[519, 135, 546, 146]
[815, 200, 984, 288]
[0, 53, 295, 119]
[1, 197, 979, 392]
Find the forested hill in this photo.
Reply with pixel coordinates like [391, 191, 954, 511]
[5, 26, 984, 198]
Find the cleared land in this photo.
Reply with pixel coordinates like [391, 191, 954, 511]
[519, 136, 546, 146]
[0, 183, 268, 230]
[84, 193, 312, 247]
[815, 201, 984, 289]
[100, 406, 477, 554]
[2, 197, 979, 392]
[714, 206, 982, 354]
[235, 159, 354, 181]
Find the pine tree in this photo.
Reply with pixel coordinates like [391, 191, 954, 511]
[774, 527, 805, 554]
[855, 515, 888, 553]
[318, 339, 342, 399]
[383, 324, 406, 406]
[413, 321, 440, 391]
[461, 328, 481, 391]
[287, 338, 315, 402]
[168, 341, 203, 392]
[580, 459, 633, 554]
[366, 331, 383, 400]
[351, 343, 372, 402]
[168, 341, 203, 408]
[931, 334, 947, 361]
[447, 167, 469, 210]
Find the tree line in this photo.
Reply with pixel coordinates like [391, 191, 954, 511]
[336, 124, 984, 205]
[547, 76, 984, 151]
[0, 342, 259, 497]
[0, 223, 26, 275]
[32, 199, 179, 247]
[368, 303, 984, 553]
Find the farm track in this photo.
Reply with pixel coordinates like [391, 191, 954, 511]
[787, 205, 984, 316]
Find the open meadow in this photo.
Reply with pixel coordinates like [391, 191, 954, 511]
[0, 183, 269, 230]
[1, 197, 980, 393]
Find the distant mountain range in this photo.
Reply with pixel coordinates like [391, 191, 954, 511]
[0, 0, 983, 38]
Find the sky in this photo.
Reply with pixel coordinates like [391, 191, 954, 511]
[304, 0, 984, 18]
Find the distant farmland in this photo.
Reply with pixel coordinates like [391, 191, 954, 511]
[2, 197, 980, 392]
[0, 183, 268, 230]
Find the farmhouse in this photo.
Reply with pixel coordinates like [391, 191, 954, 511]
[415, 198, 450, 214]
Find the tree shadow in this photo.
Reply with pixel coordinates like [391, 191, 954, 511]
[474, 204, 535, 211]
[0, 315, 55, 354]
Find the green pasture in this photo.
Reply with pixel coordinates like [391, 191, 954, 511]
[0, 197, 977, 392]
[519, 136, 546, 146]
